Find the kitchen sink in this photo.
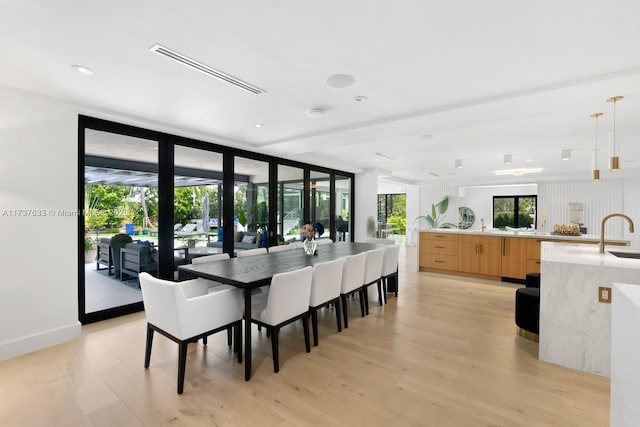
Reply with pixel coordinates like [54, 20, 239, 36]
[608, 250, 640, 259]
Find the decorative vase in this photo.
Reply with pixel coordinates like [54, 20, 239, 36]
[303, 238, 317, 255]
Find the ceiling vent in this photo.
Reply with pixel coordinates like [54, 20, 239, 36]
[149, 44, 266, 95]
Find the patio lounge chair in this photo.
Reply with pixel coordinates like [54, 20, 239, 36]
[175, 223, 198, 237]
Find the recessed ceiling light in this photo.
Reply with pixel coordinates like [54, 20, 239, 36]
[354, 95, 367, 102]
[254, 123, 264, 128]
[525, 158, 534, 162]
[307, 107, 325, 118]
[326, 73, 355, 88]
[71, 64, 93, 75]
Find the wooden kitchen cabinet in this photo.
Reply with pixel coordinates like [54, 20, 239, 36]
[458, 235, 501, 277]
[420, 232, 459, 272]
[500, 237, 527, 280]
[525, 239, 542, 274]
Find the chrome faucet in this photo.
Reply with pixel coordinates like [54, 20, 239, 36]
[600, 213, 635, 253]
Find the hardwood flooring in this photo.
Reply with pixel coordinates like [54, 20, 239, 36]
[0, 247, 609, 426]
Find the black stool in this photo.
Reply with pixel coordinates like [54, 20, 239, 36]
[525, 272, 540, 288]
[515, 287, 540, 340]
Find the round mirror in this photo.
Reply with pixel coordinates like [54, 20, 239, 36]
[458, 207, 475, 229]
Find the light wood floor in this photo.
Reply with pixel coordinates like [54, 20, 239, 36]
[0, 247, 609, 426]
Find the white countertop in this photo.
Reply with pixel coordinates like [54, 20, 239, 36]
[424, 228, 629, 245]
[541, 242, 640, 269]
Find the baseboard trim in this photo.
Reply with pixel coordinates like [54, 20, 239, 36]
[0, 322, 81, 360]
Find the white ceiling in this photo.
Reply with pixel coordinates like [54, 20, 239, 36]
[2, 1, 640, 186]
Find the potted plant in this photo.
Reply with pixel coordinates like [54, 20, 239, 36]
[84, 235, 97, 264]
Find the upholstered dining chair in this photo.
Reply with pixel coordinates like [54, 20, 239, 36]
[250, 266, 314, 373]
[339, 252, 367, 328]
[365, 238, 394, 246]
[190, 253, 230, 265]
[309, 258, 344, 346]
[190, 252, 234, 345]
[381, 244, 401, 302]
[363, 248, 386, 314]
[139, 272, 243, 394]
[236, 247, 268, 257]
[268, 244, 295, 253]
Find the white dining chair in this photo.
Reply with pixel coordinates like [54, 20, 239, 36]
[316, 239, 333, 246]
[381, 245, 401, 302]
[339, 252, 367, 328]
[139, 272, 243, 394]
[268, 245, 295, 253]
[190, 253, 230, 265]
[309, 258, 344, 346]
[250, 266, 313, 373]
[365, 238, 394, 246]
[363, 248, 386, 314]
[190, 252, 235, 344]
[236, 247, 268, 257]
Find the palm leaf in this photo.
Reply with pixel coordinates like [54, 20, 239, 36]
[436, 196, 449, 215]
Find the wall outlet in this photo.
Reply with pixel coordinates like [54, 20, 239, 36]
[598, 286, 612, 303]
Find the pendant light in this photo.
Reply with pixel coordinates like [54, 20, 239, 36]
[606, 95, 623, 170]
[590, 112, 603, 181]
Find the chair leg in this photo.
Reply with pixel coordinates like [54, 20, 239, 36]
[395, 271, 398, 297]
[234, 322, 243, 363]
[377, 280, 383, 306]
[335, 297, 342, 332]
[311, 307, 319, 347]
[144, 324, 154, 369]
[302, 315, 311, 353]
[227, 326, 232, 347]
[362, 287, 369, 316]
[271, 327, 280, 373]
[341, 295, 349, 328]
[382, 278, 388, 303]
[177, 341, 188, 394]
[203, 335, 207, 346]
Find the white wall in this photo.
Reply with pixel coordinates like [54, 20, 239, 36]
[413, 178, 638, 240]
[462, 184, 537, 229]
[538, 179, 627, 237]
[623, 178, 640, 245]
[355, 171, 379, 241]
[0, 86, 81, 359]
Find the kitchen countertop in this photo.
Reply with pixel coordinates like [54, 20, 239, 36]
[424, 228, 630, 245]
[539, 242, 640, 377]
[541, 242, 640, 268]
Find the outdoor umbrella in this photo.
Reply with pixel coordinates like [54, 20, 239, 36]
[203, 193, 210, 235]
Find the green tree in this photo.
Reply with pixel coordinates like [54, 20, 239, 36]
[85, 184, 130, 228]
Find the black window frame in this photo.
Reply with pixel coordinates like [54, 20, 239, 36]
[492, 195, 537, 229]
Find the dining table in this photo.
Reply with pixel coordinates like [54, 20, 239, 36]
[178, 241, 380, 381]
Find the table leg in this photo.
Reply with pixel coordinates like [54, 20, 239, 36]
[243, 288, 252, 381]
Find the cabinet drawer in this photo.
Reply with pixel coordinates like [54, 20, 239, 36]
[422, 239, 458, 256]
[422, 232, 459, 242]
[526, 258, 541, 274]
[423, 254, 458, 271]
[526, 239, 542, 260]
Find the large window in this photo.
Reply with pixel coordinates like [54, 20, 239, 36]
[377, 193, 406, 236]
[79, 115, 354, 324]
[493, 195, 537, 229]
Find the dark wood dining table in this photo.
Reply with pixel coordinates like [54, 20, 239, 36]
[178, 241, 380, 381]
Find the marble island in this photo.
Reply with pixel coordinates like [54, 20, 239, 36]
[540, 242, 640, 377]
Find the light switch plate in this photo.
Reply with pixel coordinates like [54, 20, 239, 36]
[598, 286, 612, 303]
